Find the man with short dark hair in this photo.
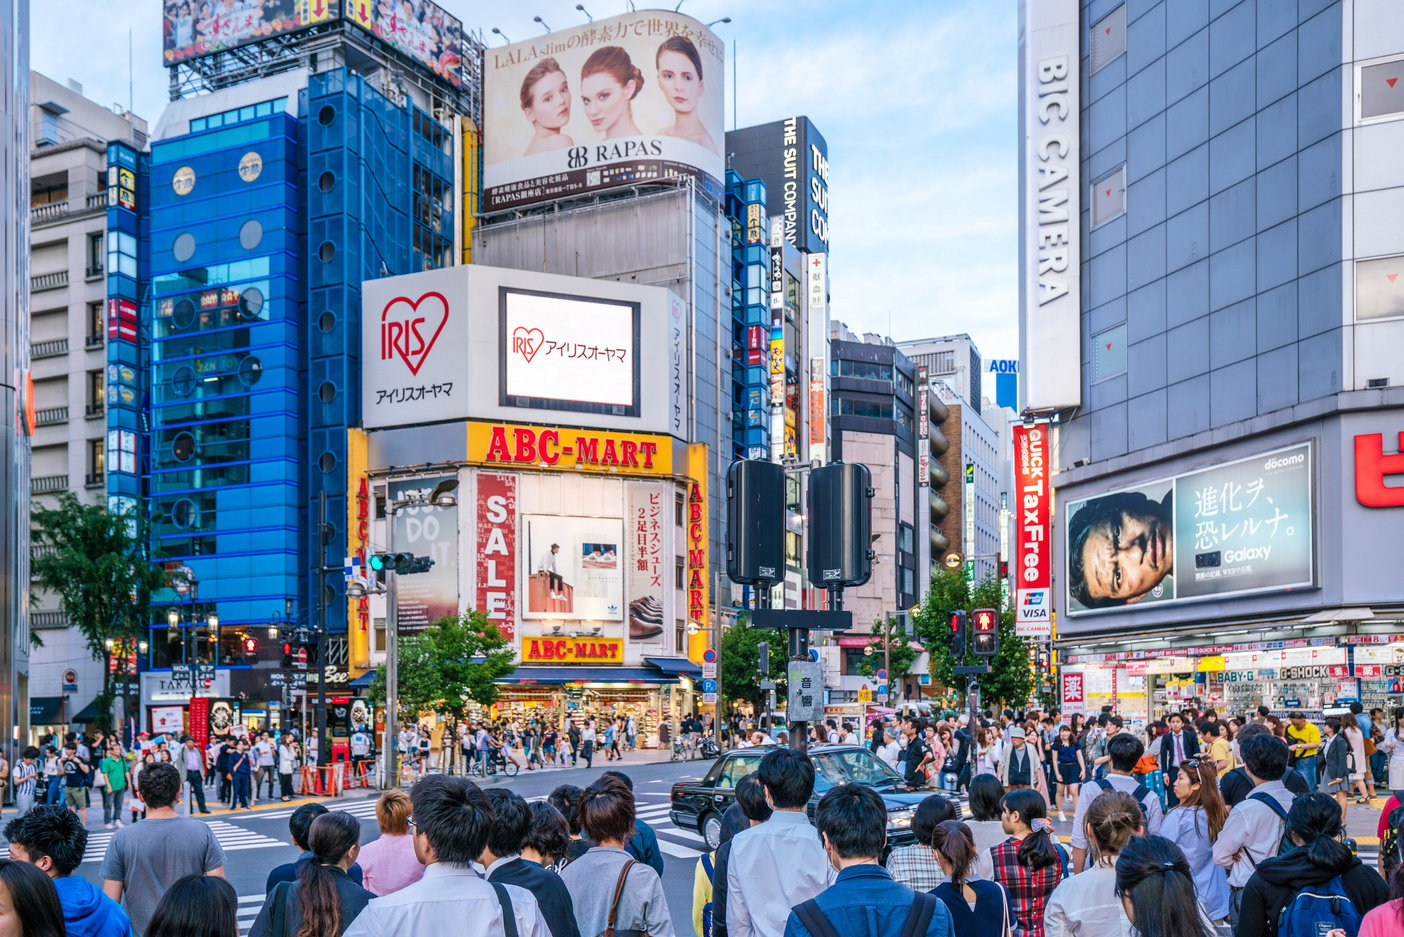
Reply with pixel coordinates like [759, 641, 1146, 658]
[11, 745, 39, 816]
[900, 719, 931, 791]
[1218, 723, 1308, 806]
[344, 775, 548, 937]
[1070, 733, 1163, 871]
[599, 770, 664, 875]
[266, 802, 365, 891]
[100, 762, 225, 936]
[711, 774, 771, 937]
[1285, 711, 1321, 793]
[784, 785, 953, 937]
[1213, 732, 1297, 924]
[726, 748, 833, 937]
[481, 789, 578, 937]
[1159, 711, 1200, 807]
[7, 804, 133, 937]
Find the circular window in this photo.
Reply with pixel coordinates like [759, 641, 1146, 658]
[237, 356, 263, 387]
[318, 171, 335, 192]
[172, 165, 196, 196]
[171, 431, 196, 463]
[318, 105, 335, 126]
[319, 381, 336, 403]
[171, 498, 198, 530]
[322, 584, 336, 606]
[319, 451, 336, 473]
[318, 241, 335, 262]
[172, 232, 196, 263]
[237, 151, 263, 182]
[171, 366, 197, 398]
[318, 311, 336, 333]
[239, 287, 265, 320]
[239, 219, 263, 250]
[172, 298, 197, 330]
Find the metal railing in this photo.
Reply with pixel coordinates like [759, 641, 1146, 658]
[34, 406, 68, 426]
[31, 337, 68, 359]
[31, 270, 68, 291]
[85, 402, 104, 419]
[85, 333, 104, 350]
[85, 471, 104, 489]
[31, 475, 69, 494]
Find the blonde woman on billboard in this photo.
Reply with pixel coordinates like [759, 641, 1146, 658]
[580, 46, 644, 138]
[519, 57, 575, 156]
[655, 36, 718, 155]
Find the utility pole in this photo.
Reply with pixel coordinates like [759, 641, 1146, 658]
[382, 503, 400, 790]
[316, 491, 329, 772]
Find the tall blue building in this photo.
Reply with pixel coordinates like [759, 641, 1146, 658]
[121, 11, 475, 731]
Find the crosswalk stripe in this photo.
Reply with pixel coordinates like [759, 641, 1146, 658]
[81, 820, 288, 863]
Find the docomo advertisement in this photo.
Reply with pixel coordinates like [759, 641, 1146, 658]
[361, 265, 686, 437]
[1018, 0, 1081, 411]
[1012, 423, 1052, 637]
[1065, 442, 1315, 616]
[482, 10, 725, 211]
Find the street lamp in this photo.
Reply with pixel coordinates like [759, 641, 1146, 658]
[490, 26, 511, 43]
[575, 3, 592, 21]
[533, 15, 550, 33]
[707, 17, 731, 26]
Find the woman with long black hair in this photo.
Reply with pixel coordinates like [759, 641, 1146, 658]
[1114, 836, 1215, 937]
[929, 820, 1011, 937]
[249, 811, 375, 937]
[145, 875, 240, 937]
[0, 859, 65, 937]
[988, 788, 1068, 937]
[1237, 792, 1388, 937]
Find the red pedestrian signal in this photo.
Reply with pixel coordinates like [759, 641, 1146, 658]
[947, 610, 966, 658]
[242, 637, 259, 663]
[281, 642, 293, 667]
[971, 608, 998, 658]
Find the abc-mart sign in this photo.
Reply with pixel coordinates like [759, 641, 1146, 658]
[361, 265, 686, 437]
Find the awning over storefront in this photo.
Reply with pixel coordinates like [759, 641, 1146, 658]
[29, 696, 63, 725]
[836, 635, 871, 648]
[644, 657, 701, 679]
[70, 698, 104, 723]
[349, 671, 375, 689]
[503, 667, 671, 685]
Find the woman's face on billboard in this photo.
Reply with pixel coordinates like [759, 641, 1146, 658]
[657, 49, 701, 114]
[1078, 504, 1173, 604]
[525, 71, 571, 131]
[581, 72, 632, 133]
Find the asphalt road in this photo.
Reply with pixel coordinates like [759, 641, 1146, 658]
[63, 751, 715, 936]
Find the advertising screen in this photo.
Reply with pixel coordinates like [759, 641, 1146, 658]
[523, 515, 625, 622]
[163, 0, 336, 65]
[501, 288, 640, 417]
[344, 0, 465, 88]
[1065, 442, 1315, 615]
[482, 10, 724, 211]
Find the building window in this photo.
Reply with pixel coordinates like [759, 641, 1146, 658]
[1360, 57, 1404, 122]
[930, 350, 956, 375]
[86, 232, 103, 277]
[1091, 323, 1128, 383]
[895, 371, 914, 397]
[86, 302, 103, 344]
[1355, 255, 1404, 321]
[1092, 166, 1127, 227]
[899, 523, 914, 554]
[900, 567, 915, 598]
[1090, 5, 1127, 75]
[833, 359, 894, 382]
[87, 369, 105, 408]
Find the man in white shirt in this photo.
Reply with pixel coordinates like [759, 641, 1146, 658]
[581, 720, 596, 768]
[726, 748, 835, 937]
[344, 774, 549, 937]
[1070, 734, 1164, 871]
[840, 724, 859, 745]
[1212, 733, 1297, 925]
[876, 730, 902, 771]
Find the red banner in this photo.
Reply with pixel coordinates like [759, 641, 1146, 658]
[475, 473, 517, 642]
[1061, 672, 1085, 712]
[1012, 423, 1052, 637]
[188, 696, 210, 750]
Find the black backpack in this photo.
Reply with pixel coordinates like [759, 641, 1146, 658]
[1382, 803, 1404, 879]
[1248, 791, 1295, 859]
[1092, 777, 1153, 824]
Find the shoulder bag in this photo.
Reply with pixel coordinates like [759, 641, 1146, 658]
[603, 858, 649, 937]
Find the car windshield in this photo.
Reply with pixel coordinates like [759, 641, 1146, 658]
[811, 748, 904, 791]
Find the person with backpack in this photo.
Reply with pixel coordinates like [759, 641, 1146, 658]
[1235, 793, 1388, 937]
[1221, 724, 1311, 806]
[989, 788, 1068, 937]
[1212, 732, 1299, 925]
[1044, 790, 1141, 937]
[1069, 734, 1163, 873]
[1158, 758, 1230, 923]
[781, 784, 954, 937]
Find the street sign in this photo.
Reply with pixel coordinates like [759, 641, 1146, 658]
[296, 647, 309, 668]
[876, 685, 889, 697]
[702, 663, 717, 679]
[856, 685, 873, 703]
[702, 649, 717, 664]
[269, 672, 309, 689]
[786, 660, 824, 722]
[196, 664, 215, 691]
[700, 678, 717, 694]
[62, 668, 78, 692]
[876, 669, 888, 680]
[702, 692, 718, 704]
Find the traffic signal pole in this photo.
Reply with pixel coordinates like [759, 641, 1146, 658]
[382, 505, 400, 790]
[317, 492, 329, 777]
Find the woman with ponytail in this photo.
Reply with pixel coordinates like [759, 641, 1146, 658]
[989, 788, 1069, 937]
[929, 820, 1012, 937]
[250, 811, 375, 937]
[1114, 836, 1216, 937]
[1236, 792, 1388, 937]
[1044, 791, 1142, 937]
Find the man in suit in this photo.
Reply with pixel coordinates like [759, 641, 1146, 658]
[1159, 711, 1201, 807]
[481, 788, 579, 937]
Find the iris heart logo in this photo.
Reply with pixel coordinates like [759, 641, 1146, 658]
[380, 292, 449, 376]
[512, 326, 545, 363]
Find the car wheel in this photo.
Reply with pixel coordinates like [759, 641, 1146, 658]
[702, 812, 724, 850]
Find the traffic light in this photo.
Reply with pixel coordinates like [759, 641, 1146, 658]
[971, 608, 999, 658]
[947, 610, 966, 658]
[757, 641, 769, 674]
[806, 462, 874, 588]
[369, 552, 422, 582]
[242, 636, 259, 664]
[726, 460, 785, 586]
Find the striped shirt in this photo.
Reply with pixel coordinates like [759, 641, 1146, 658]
[12, 760, 37, 797]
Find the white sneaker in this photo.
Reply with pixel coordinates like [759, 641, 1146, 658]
[1058, 811, 1067, 821]
[104, 822, 113, 829]
[114, 820, 124, 828]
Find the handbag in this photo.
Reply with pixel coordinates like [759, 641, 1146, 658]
[93, 763, 107, 789]
[602, 859, 649, 937]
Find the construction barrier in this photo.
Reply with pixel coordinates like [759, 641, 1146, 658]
[300, 764, 345, 797]
[345, 759, 373, 790]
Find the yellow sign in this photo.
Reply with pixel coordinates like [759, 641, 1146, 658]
[686, 443, 710, 665]
[1196, 655, 1226, 673]
[237, 151, 263, 182]
[521, 636, 623, 665]
[172, 166, 196, 196]
[857, 685, 873, 703]
[467, 422, 674, 476]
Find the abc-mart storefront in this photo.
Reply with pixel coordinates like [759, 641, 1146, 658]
[1051, 406, 1404, 730]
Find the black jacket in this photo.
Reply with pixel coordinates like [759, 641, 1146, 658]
[249, 866, 375, 937]
[1321, 732, 1350, 782]
[488, 857, 580, 937]
[1237, 845, 1388, 937]
[265, 854, 364, 893]
[1158, 729, 1200, 776]
[711, 840, 736, 937]
[1220, 767, 1309, 807]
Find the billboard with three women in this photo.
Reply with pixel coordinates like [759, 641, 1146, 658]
[482, 10, 725, 212]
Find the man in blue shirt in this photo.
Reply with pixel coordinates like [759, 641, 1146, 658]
[784, 785, 954, 937]
[5, 805, 133, 937]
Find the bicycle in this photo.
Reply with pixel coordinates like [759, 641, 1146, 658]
[467, 749, 520, 778]
[671, 733, 697, 762]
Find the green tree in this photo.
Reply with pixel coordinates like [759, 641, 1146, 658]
[856, 616, 918, 700]
[912, 568, 1031, 711]
[719, 616, 786, 715]
[366, 610, 517, 772]
[31, 493, 170, 729]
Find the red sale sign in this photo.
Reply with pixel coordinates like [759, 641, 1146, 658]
[1012, 423, 1052, 637]
[475, 473, 517, 642]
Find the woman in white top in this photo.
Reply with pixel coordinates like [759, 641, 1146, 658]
[1342, 718, 1372, 804]
[964, 773, 1009, 881]
[1044, 790, 1141, 937]
[1381, 708, 1404, 794]
[277, 736, 298, 801]
[977, 726, 1005, 777]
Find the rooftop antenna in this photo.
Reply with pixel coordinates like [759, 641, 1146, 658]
[128, 29, 134, 113]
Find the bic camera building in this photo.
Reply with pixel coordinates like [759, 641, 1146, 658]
[1021, 0, 1404, 726]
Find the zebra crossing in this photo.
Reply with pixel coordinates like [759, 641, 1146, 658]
[80, 819, 289, 864]
[238, 895, 265, 936]
[636, 799, 709, 858]
[251, 798, 381, 822]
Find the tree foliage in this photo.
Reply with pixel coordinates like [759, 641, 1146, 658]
[856, 616, 919, 699]
[912, 568, 1031, 710]
[719, 616, 786, 714]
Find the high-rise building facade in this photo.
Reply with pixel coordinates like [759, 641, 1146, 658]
[1020, 0, 1404, 722]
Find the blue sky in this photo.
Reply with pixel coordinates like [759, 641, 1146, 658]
[31, 0, 1018, 361]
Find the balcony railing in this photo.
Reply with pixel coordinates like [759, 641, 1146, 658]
[30, 194, 108, 226]
[31, 337, 68, 359]
[85, 471, 104, 489]
[33, 406, 68, 427]
[85, 333, 104, 350]
[85, 402, 104, 419]
[29, 201, 69, 223]
[31, 270, 68, 291]
[31, 474, 69, 494]
[30, 610, 69, 630]
[86, 193, 106, 211]
[85, 263, 104, 280]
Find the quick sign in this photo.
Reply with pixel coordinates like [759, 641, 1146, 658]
[521, 637, 623, 664]
[1012, 423, 1051, 636]
[467, 423, 673, 476]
